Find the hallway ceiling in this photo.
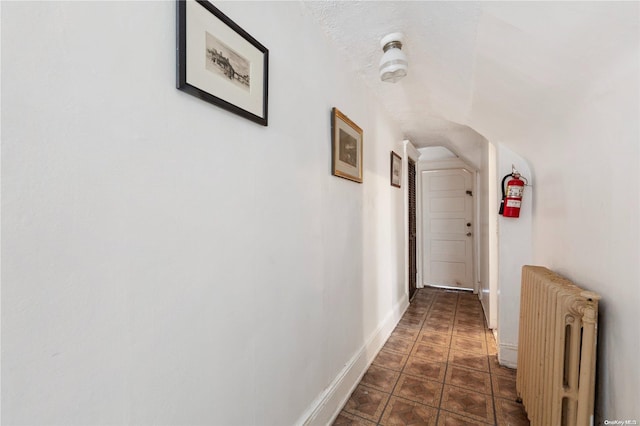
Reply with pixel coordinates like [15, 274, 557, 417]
[303, 1, 637, 150]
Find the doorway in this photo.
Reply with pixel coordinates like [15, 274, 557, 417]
[421, 168, 474, 290]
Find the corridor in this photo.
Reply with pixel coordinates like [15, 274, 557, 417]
[333, 288, 529, 425]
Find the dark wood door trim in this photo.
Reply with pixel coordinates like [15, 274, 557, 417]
[408, 159, 417, 300]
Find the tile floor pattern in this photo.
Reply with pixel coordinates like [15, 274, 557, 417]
[333, 287, 530, 426]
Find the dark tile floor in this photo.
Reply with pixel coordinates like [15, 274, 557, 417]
[333, 287, 530, 426]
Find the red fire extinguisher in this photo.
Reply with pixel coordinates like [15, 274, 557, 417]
[499, 167, 527, 218]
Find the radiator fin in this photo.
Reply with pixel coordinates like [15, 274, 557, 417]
[516, 265, 600, 426]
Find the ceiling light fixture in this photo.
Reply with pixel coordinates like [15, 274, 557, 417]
[379, 32, 408, 83]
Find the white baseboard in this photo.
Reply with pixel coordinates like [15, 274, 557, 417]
[298, 297, 409, 426]
[498, 342, 518, 368]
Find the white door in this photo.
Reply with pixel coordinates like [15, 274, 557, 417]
[421, 169, 474, 289]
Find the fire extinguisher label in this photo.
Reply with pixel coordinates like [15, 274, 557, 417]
[507, 186, 524, 197]
[506, 199, 521, 208]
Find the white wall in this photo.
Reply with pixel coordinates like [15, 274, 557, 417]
[520, 48, 639, 422]
[464, 2, 639, 418]
[495, 144, 533, 367]
[0, 2, 406, 424]
[417, 146, 457, 161]
[415, 127, 484, 171]
[478, 141, 497, 329]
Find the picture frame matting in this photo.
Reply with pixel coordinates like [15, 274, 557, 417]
[177, 0, 269, 125]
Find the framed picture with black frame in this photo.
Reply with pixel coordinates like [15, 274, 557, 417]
[177, 0, 269, 125]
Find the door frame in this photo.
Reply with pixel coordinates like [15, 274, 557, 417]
[417, 157, 479, 294]
[403, 140, 421, 296]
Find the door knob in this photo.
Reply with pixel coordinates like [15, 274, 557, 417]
[466, 222, 471, 227]
[466, 232, 472, 237]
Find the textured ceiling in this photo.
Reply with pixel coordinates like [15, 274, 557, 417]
[302, 1, 638, 152]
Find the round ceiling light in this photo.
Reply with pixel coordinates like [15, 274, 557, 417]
[379, 32, 408, 83]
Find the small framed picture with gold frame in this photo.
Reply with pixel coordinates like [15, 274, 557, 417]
[331, 107, 363, 183]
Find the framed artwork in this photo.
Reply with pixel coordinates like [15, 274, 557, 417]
[331, 108, 363, 183]
[390, 151, 402, 188]
[177, 0, 269, 126]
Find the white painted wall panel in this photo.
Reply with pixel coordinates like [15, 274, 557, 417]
[0, 2, 405, 424]
[496, 144, 533, 367]
[431, 262, 467, 283]
[516, 50, 640, 422]
[430, 218, 466, 234]
[429, 175, 465, 191]
[430, 197, 465, 213]
[431, 240, 465, 258]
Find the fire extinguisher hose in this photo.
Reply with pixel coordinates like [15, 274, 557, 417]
[501, 174, 510, 201]
[499, 174, 510, 215]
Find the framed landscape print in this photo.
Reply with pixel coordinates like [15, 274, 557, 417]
[177, 0, 269, 126]
[390, 151, 402, 188]
[331, 108, 363, 183]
